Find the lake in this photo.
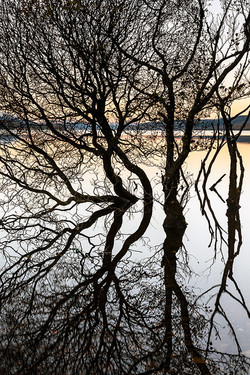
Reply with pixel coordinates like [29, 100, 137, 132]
[0, 132, 250, 374]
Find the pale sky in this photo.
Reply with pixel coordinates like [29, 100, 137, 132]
[231, 97, 250, 116]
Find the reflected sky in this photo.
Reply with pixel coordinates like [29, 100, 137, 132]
[132, 137, 250, 360]
[1, 133, 250, 374]
[184, 140, 250, 357]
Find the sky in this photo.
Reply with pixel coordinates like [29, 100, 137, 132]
[231, 97, 250, 117]
[207, 1, 249, 118]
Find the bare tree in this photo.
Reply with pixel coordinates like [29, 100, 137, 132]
[0, 0, 249, 374]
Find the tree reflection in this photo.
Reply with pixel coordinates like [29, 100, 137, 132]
[195, 111, 250, 372]
[0, 128, 250, 374]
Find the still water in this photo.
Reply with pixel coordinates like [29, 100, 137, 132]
[0, 133, 250, 374]
[185, 140, 250, 357]
[107, 135, 250, 372]
[128, 136, 250, 371]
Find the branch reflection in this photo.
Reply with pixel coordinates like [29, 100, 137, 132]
[0, 128, 250, 374]
[195, 123, 250, 372]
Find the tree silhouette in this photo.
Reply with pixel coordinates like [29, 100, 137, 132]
[0, 0, 249, 374]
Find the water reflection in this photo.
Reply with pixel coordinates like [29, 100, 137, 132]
[0, 133, 250, 374]
[194, 133, 250, 359]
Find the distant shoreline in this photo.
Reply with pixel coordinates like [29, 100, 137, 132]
[236, 135, 250, 143]
[1, 128, 250, 144]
